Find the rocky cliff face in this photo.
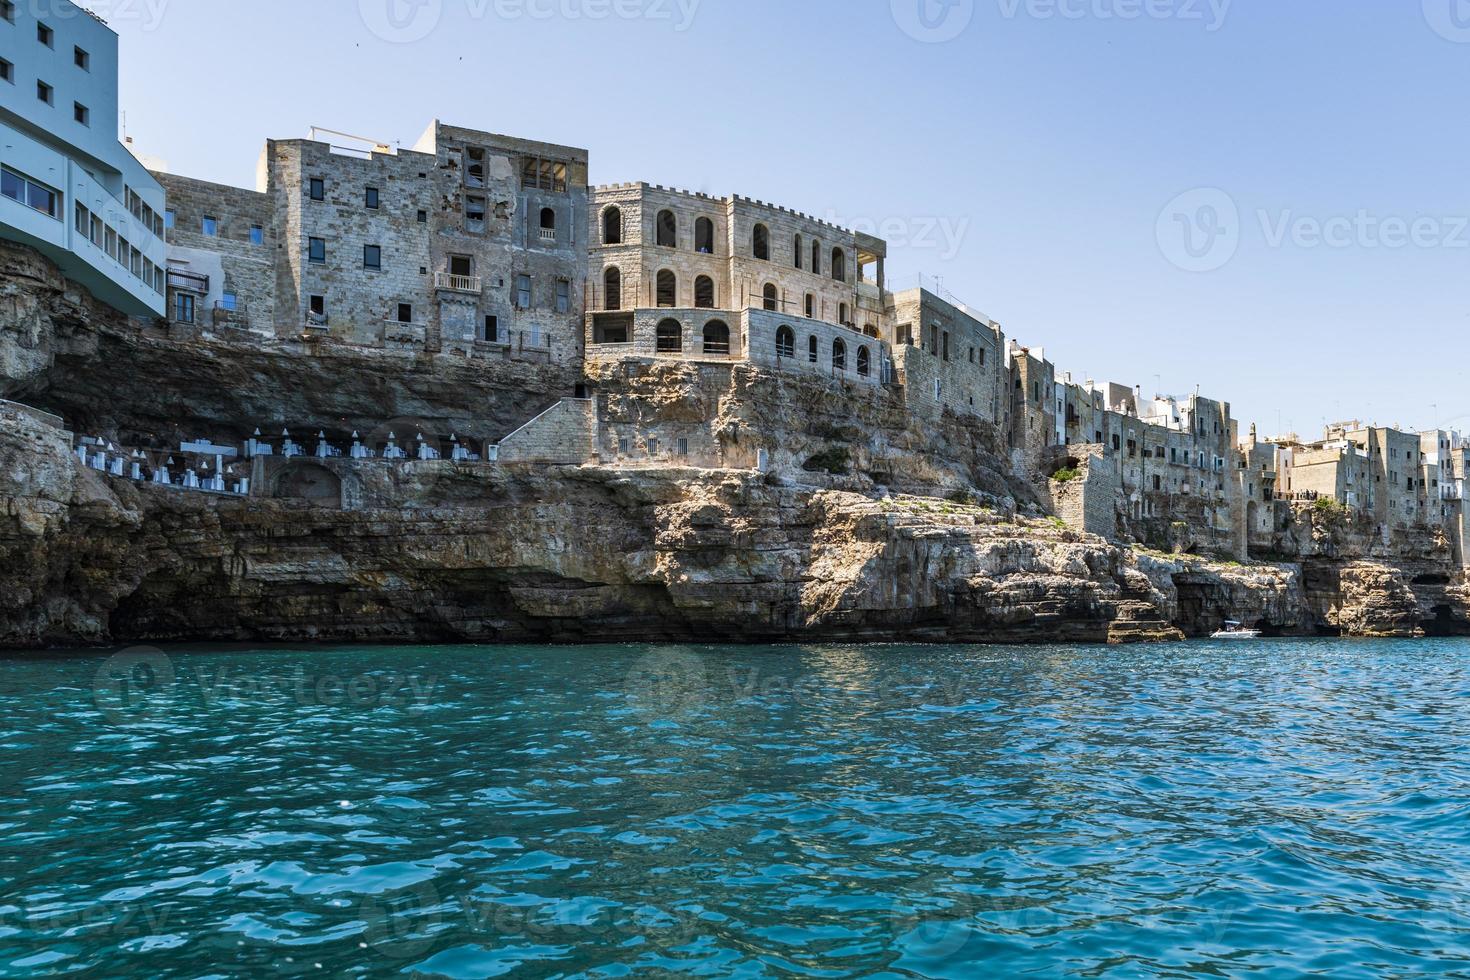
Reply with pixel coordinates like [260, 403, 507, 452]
[2, 241, 1467, 649]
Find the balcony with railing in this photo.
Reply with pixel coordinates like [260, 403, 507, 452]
[167, 269, 209, 294]
[434, 271, 483, 293]
[212, 301, 248, 328]
[538, 228, 557, 244]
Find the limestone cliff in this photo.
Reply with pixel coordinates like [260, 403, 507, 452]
[2, 241, 1467, 648]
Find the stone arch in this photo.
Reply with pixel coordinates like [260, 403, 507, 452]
[602, 206, 622, 245]
[656, 318, 683, 353]
[703, 319, 731, 355]
[603, 267, 622, 310]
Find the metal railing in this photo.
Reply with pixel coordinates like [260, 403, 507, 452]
[167, 269, 209, 293]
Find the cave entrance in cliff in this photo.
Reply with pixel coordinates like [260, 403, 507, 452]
[1423, 604, 1465, 637]
[273, 464, 343, 508]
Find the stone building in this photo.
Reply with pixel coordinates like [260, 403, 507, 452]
[584, 183, 895, 388]
[885, 288, 1007, 425]
[155, 122, 588, 372]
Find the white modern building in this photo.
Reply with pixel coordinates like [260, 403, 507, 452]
[0, 0, 164, 316]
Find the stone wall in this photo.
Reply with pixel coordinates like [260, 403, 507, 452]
[497, 398, 596, 465]
[1046, 446, 1117, 539]
[153, 171, 277, 338]
[887, 288, 1006, 424]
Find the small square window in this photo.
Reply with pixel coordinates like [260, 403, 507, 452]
[74, 46, 90, 70]
[249, 225, 263, 246]
[220, 292, 238, 312]
[416, 210, 427, 223]
[38, 22, 54, 47]
[201, 215, 217, 236]
[363, 244, 382, 269]
[308, 237, 326, 263]
[309, 178, 325, 201]
[365, 187, 380, 210]
[0, 60, 12, 84]
[397, 303, 412, 323]
[37, 81, 53, 105]
[74, 102, 89, 126]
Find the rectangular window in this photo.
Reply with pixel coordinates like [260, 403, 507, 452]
[74, 103, 89, 126]
[363, 244, 382, 269]
[220, 292, 238, 311]
[89, 214, 101, 246]
[2, 167, 61, 219]
[201, 215, 217, 236]
[0, 2, 12, 23]
[164, 209, 175, 230]
[465, 195, 487, 233]
[104, 226, 116, 257]
[0, 59, 11, 84]
[38, 22, 53, 46]
[365, 187, 380, 210]
[482, 315, 499, 342]
[250, 225, 263, 245]
[979, 348, 986, 366]
[75, 202, 88, 235]
[416, 210, 427, 223]
[37, 81, 53, 105]
[309, 178, 325, 201]
[75, 46, 90, 70]
[677, 438, 689, 456]
[309, 295, 325, 315]
[515, 274, 532, 309]
[397, 303, 412, 323]
[555, 279, 570, 314]
[130, 247, 141, 277]
[307, 237, 326, 263]
[175, 293, 195, 324]
[942, 331, 950, 361]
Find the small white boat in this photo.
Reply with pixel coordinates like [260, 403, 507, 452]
[1211, 621, 1262, 640]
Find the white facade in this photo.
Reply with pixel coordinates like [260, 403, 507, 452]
[0, 0, 164, 316]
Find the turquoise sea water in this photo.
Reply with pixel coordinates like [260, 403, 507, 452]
[2, 639, 1469, 978]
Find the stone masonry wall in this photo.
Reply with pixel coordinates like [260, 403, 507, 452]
[497, 398, 596, 465]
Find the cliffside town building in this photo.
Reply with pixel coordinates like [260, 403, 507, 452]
[2, 1, 1465, 568]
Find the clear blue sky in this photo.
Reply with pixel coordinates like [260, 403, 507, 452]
[99, 0, 1470, 438]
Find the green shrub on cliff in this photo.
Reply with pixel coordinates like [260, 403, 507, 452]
[1051, 467, 1080, 484]
[1313, 497, 1347, 518]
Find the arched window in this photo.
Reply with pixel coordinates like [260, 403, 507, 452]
[603, 267, 622, 310]
[703, 320, 731, 355]
[832, 338, 847, 372]
[804, 293, 815, 318]
[695, 275, 715, 309]
[776, 326, 795, 359]
[857, 345, 871, 377]
[603, 207, 622, 245]
[540, 207, 556, 230]
[794, 233, 803, 270]
[811, 240, 821, 276]
[656, 210, 676, 248]
[763, 283, 779, 312]
[808, 335, 818, 363]
[656, 269, 677, 308]
[656, 318, 683, 353]
[831, 247, 846, 282]
[839, 302, 849, 326]
[753, 223, 770, 260]
[695, 217, 715, 254]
